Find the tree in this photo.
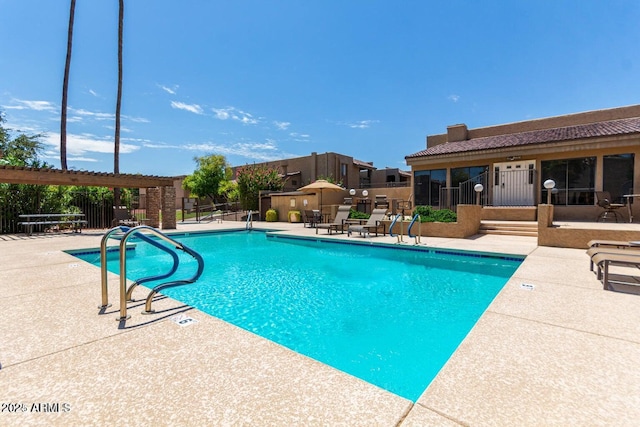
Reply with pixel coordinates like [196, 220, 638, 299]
[236, 164, 284, 211]
[113, 0, 124, 207]
[0, 114, 60, 232]
[60, 0, 76, 171]
[0, 114, 46, 167]
[182, 155, 232, 202]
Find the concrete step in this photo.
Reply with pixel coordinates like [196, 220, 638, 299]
[479, 220, 538, 237]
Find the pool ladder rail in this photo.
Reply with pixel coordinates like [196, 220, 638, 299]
[389, 213, 422, 245]
[99, 225, 205, 321]
[245, 210, 253, 230]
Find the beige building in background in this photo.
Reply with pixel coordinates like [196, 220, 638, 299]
[232, 151, 410, 192]
[406, 105, 640, 221]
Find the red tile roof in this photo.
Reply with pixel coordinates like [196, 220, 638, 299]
[406, 117, 640, 159]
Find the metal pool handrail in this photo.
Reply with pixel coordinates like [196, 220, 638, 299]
[100, 225, 204, 321]
[100, 225, 179, 309]
[389, 213, 405, 243]
[246, 210, 253, 230]
[407, 214, 421, 244]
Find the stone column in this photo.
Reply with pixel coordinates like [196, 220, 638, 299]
[161, 185, 176, 230]
[146, 187, 161, 228]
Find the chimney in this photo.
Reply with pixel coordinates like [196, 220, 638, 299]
[447, 124, 468, 142]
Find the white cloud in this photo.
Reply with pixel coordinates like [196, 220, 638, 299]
[274, 121, 290, 130]
[171, 101, 203, 115]
[68, 156, 99, 162]
[239, 113, 258, 125]
[71, 108, 114, 120]
[126, 115, 150, 123]
[346, 119, 378, 129]
[212, 108, 231, 120]
[212, 106, 259, 125]
[448, 94, 460, 103]
[42, 132, 140, 157]
[4, 99, 56, 111]
[159, 84, 179, 95]
[143, 139, 282, 161]
[289, 132, 310, 139]
[65, 108, 149, 123]
[104, 125, 132, 133]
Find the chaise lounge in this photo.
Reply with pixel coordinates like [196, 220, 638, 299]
[587, 242, 640, 272]
[590, 251, 640, 290]
[347, 208, 388, 238]
[315, 205, 351, 234]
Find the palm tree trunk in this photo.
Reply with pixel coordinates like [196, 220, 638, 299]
[60, 0, 76, 171]
[114, 0, 124, 207]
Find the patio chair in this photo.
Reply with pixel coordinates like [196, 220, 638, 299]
[315, 205, 351, 235]
[347, 208, 388, 238]
[595, 191, 625, 223]
[112, 206, 139, 227]
[303, 210, 320, 228]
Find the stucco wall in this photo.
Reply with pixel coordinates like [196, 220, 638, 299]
[538, 204, 640, 249]
[384, 204, 482, 239]
[481, 207, 537, 221]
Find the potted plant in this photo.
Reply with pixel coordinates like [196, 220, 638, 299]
[288, 210, 301, 223]
[265, 208, 278, 222]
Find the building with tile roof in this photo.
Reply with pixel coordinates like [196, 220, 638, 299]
[406, 105, 640, 221]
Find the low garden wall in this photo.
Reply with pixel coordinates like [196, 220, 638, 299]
[385, 204, 482, 239]
[538, 204, 640, 249]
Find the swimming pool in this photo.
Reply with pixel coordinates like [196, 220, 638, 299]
[73, 230, 522, 401]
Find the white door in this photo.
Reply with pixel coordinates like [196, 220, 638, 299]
[493, 160, 536, 206]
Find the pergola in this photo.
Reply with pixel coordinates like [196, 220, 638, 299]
[0, 165, 177, 229]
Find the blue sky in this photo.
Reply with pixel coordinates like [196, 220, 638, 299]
[1, 1, 639, 177]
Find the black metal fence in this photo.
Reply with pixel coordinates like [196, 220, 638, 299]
[0, 188, 142, 234]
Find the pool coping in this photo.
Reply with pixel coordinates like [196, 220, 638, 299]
[1, 222, 639, 425]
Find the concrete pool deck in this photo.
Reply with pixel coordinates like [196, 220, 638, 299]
[1, 221, 639, 426]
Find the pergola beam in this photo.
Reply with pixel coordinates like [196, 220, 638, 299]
[0, 166, 174, 188]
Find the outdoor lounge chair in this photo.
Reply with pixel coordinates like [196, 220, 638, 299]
[595, 191, 625, 222]
[587, 240, 636, 249]
[587, 246, 640, 273]
[347, 208, 388, 237]
[315, 205, 351, 235]
[591, 251, 640, 290]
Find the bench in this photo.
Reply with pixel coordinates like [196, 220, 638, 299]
[19, 213, 87, 235]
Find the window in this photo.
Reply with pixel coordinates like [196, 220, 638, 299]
[541, 157, 596, 205]
[414, 169, 446, 206]
[603, 154, 634, 203]
[451, 165, 488, 188]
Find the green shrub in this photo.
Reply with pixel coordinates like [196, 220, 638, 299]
[349, 208, 370, 219]
[265, 208, 278, 222]
[412, 205, 457, 223]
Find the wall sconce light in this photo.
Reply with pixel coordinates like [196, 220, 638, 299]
[543, 179, 556, 204]
[474, 183, 484, 205]
[362, 190, 369, 198]
[349, 188, 356, 196]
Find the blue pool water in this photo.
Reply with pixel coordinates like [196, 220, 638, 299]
[73, 230, 522, 401]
